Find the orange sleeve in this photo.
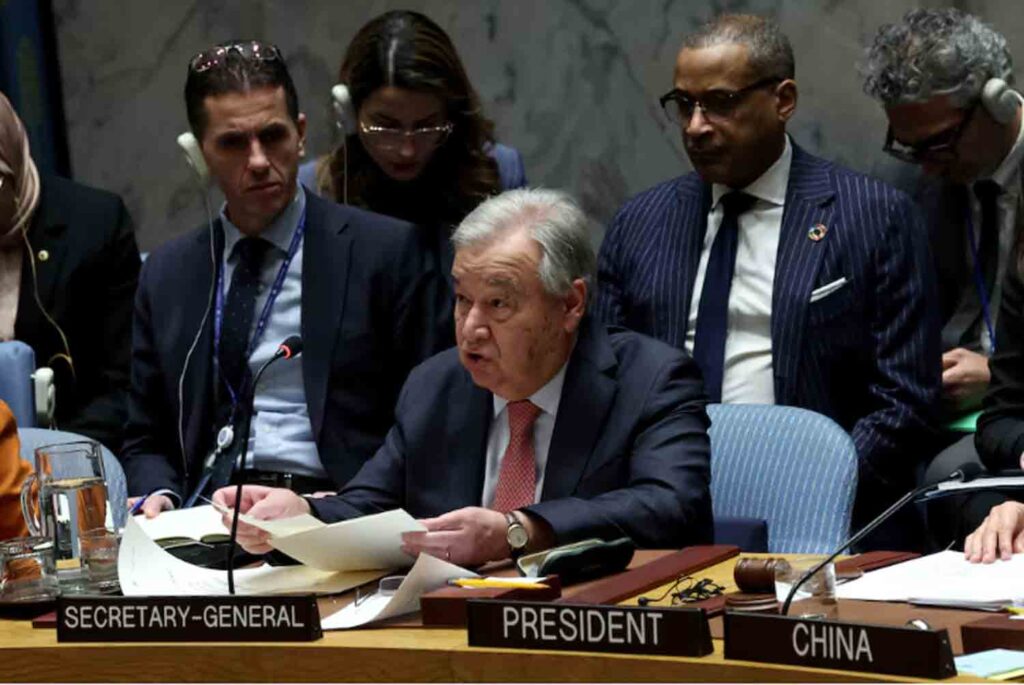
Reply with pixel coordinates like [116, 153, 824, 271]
[0, 401, 30, 540]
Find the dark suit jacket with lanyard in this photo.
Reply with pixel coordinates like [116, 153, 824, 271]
[15, 175, 140, 452]
[120, 188, 450, 499]
[975, 162, 1024, 469]
[920, 177, 1013, 359]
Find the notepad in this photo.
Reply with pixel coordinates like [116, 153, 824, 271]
[955, 649, 1024, 680]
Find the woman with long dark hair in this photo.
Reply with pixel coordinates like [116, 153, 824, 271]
[298, 10, 526, 265]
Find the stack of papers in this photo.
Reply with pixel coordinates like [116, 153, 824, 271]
[119, 516, 383, 596]
[837, 550, 1024, 610]
[122, 506, 428, 595]
[122, 505, 482, 628]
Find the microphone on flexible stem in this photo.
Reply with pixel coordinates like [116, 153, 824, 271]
[780, 462, 984, 615]
[226, 336, 303, 595]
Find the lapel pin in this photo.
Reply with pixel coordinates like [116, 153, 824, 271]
[807, 224, 828, 242]
[37, 249, 49, 262]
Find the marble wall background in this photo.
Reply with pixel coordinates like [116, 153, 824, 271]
[52, 0, 1024, 251]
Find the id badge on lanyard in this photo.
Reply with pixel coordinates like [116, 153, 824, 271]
[210, 210, 306, 455]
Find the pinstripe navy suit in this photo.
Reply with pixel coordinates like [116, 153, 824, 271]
[595, 144, 941, 508]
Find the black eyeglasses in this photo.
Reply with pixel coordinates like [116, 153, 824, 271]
[883, 102, 978, 164]
[189, 41, 283, 74]
[660, 77, 782, 125]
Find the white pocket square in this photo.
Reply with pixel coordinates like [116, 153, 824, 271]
[809, 277, 848, 303]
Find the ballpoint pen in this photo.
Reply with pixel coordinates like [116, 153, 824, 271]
[129, 494, 149, 516]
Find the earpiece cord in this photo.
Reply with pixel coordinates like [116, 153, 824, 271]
[21, 229, 72, 430]
[177, 184, 217, 481]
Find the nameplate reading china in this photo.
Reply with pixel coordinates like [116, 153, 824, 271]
[723, 612, 955, 679]
[57, 595, 322, 642]
[466, 599, 712, 657]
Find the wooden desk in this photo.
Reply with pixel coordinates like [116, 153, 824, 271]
[0, 553, 989, 683]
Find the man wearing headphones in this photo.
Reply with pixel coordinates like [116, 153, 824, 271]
[121, 41, 448, 516]
[863, 9, 1024, 542]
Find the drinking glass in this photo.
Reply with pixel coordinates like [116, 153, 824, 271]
[0, 536, 58, 602]
[774, 555, 837, 618]
[19, 441, 113, 593]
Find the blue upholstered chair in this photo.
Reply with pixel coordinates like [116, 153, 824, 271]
[17, 428, 127, 530]
[0, 341, 37, 427]
[707, 403, 858, 554]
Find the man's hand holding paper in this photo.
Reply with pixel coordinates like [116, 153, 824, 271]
[214, 485, 312, 554]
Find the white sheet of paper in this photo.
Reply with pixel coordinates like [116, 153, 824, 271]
[320, 553, 478, 630]
[837, 550, 1024, 607]
[210, 500, 325, 538]
[132, 505, 228, 541]
[269, 509, 426, 572]
[118, 517, 382, 596]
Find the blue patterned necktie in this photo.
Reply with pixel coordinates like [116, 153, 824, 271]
[219, 237, 271, 406]
[692, 191, 757, 402]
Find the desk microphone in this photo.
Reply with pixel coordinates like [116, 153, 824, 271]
[780, 462, 984, 615]
[226, 335, 303, 595]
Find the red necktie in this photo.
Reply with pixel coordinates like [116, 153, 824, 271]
[491, 400, 542, 513]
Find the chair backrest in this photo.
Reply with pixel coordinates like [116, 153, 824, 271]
[0, 341, 36, 428]
[707, 403, 857, 553]
[17, 428, 127, 530]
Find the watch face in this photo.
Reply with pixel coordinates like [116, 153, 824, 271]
[507, 524, 529, 549]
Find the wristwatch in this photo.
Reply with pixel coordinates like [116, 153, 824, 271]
[505, 512, 529, 558]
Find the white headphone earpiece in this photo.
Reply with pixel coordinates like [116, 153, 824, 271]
[177, 132, 210, 185]
[331, 84, 358, 135]
[981, 78, 1020, 125]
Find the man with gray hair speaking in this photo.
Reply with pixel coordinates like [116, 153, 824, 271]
[863, 9, 1024, 543]
[215, 188, 713, 565]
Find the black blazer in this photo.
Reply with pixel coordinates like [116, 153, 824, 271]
[14, 175, 139, 452]
[977, 258, 1024, 469]
[120, 190, 450, 498]
[310, 320, 714, 549]
[594, 144, 941, 492]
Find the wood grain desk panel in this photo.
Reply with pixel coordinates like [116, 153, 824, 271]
[0, 552, 989, 683]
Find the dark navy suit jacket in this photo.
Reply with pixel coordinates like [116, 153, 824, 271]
[121, 189, 448, 498]
[594, 144, 941, 492]
[309, 319, 714, 548]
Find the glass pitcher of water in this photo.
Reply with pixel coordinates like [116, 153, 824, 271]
[19, 441, 114, 593]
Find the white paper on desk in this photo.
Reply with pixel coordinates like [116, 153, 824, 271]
[837, 550, 1024, 608]
[132, 505, 228, 541]
[269, 509, 426, 572]
[118, 517, 383, 596]
[321, 553, 478, 630]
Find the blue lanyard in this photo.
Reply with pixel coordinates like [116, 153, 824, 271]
[965, 203, 997, 353]
[213, 210, 306, 411]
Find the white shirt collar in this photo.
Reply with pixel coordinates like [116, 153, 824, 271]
[989, 96, 1024, 191]
[220, 185, 306, 259]
[492, 361, 569, 419]
[712, 135, 792, 209]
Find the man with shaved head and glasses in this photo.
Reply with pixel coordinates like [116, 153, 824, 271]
[595, 14, 940, 549]
[121, 41, 448, 518]
[864, 9, 1024, 548]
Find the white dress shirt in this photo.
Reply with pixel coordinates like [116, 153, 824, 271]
[480, 363, 568, 508]
[685, 136, 793, 404]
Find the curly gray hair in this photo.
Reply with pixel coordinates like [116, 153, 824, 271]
[862, 8, 1013, 106]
